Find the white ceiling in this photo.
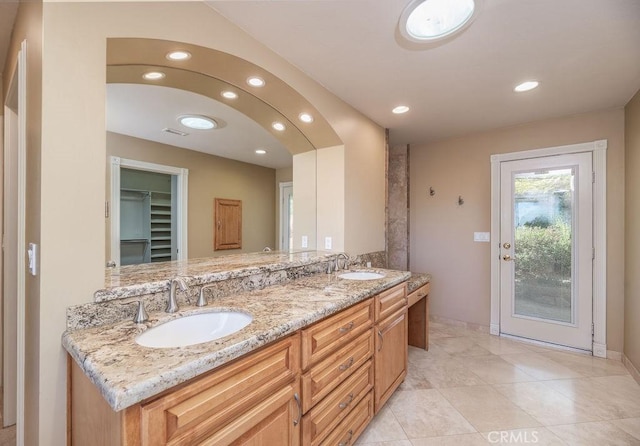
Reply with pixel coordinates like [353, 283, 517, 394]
[209, 0, 640, 145]
[106, 84, 293, 170]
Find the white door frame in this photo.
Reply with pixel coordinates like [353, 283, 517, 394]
[3, 40, 27, 442]
[490, 140, 607, 357]
[279, 181, 293, 251]
[110, 157, 188, 266]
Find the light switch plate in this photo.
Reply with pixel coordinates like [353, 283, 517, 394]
[324, 236, 332, 250]
[301, 235, 308, 248]
[474, 232, 490, 242]
[28, 243, 38, 276]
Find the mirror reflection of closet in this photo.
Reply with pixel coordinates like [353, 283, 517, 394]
[120, 168, 176, 265]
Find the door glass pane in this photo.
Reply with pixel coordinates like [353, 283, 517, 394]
[513, 168, 574, 323]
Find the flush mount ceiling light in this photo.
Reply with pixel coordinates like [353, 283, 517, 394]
[514, 80, 540, 92]
[272, 122, 286, 131]
[178, 115, 217, 130]
[221, 90, 238, 100]
[142, 71, 166, 81]
[400, 0, 478, 43]
[166, 50, 191, 61]
[299, 113, 314, 123]
[255, 149, 267, 155]
[247, 76, 266, 87]
[392, 105, 410, 114]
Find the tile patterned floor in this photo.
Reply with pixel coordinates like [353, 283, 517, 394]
[356, 321, 640, 445]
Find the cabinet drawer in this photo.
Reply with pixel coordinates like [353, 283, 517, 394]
[319, 391, 373, 446]
[301, 299, 373, 370]
[301, 329, 373, 413]
[375, 283, 407, 322]
[408, 282, 430, 308]
[302, 360, 373, 446]
[140, 334, 300, 445]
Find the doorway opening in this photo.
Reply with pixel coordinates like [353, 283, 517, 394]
[109, 157, 188, 267]
[490, 140, 607, 357]
[279, 182, 293, 251]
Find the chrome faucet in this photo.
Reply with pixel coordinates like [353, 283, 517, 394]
[197, 283, 218, 307]
[167, 277, 188, 313]
[336, 253, 350, 270]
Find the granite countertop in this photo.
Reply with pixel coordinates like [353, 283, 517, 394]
[63, 268, 411, 412]
[98, 251, 334, 302]
[407, 272, 432, 293]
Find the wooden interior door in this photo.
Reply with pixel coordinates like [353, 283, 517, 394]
[215, 198, 242, 250]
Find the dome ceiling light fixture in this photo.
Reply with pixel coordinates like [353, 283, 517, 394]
[166, 50, 192, 61]
[392, 105, 410, 114]
[178, 114, 217, 130]
[514, 80, 540, 93]
[399, 0, 479, 43]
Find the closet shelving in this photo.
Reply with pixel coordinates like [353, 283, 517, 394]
[120, 188, 174, 265]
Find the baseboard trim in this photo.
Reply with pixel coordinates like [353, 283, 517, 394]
[593, 342, 607, 359]
[623, 354, 640, 385]
[606, 350, 622, 361]
[429, 314, 490, 334]
[490, 324, 500, 336]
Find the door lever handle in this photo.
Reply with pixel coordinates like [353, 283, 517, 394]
[502, 255, 516, 261]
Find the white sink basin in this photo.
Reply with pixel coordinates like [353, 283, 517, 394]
[338, 271, 385, 280]
[135, 311, 252, 348]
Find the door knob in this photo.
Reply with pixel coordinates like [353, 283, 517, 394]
[503, 242, 511, 249]
[502, 255, 515, 261]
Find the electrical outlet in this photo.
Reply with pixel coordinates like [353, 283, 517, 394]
[301, 235, 308, 248]
[324, 236, 332, 250]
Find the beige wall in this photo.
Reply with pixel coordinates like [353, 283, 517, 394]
[293, 150, 318, 250]
[410, 108, 625, 352]
[34, 3, 385, 444]
[4, 2, 43, 444]
[625, 89, 640, 371]
[108, 132, 276, 259]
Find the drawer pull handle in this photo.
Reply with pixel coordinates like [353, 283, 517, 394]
[418, 293, 426, 298]
[339, 321, 355, 333]
[339, 357, 354, 371]
[338, 393, 354, 410]
[338, 429, 354, 446]
[378, 329, 384, 352]
[293, 392, 301, 426]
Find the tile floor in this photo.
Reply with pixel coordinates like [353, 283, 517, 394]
[356, 321, 640, 445]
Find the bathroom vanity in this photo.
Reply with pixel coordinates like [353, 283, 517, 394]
[63, 253, 429, 445]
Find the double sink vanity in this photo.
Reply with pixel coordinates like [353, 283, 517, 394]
[63, 251, 430, 445]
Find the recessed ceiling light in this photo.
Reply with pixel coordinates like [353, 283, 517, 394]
[514, 81, 539, 92]
[178, 115, 217, 130]
[400, 0, 477, 42]
[142, 71, 165, 81]
[299, 113, 314, 123]
[255, 149, 267, 155]
[221, 90, 238, 99]
[272, 122, 286, 131]
[392, 105, 410, 114]
[247, 76, 265, 87]
[166, 50, 191, 61]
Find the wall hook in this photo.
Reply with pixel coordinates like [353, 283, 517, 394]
[458, 195, 464, 206]
[429, 187, 435, 196]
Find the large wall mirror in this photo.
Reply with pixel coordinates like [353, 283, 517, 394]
[105, 38, 342, 266]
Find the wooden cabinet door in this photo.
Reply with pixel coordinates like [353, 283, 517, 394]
[214, 198, 242, 250]
[374, 308, 408, 413]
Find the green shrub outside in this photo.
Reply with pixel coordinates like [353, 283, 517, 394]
[515, 220, 571, 283]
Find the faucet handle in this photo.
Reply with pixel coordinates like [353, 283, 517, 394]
[120, 299, 149, 324]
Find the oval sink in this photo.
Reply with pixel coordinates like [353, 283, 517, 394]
[338, 271, 385, 280]
[136, 311, 252, 348]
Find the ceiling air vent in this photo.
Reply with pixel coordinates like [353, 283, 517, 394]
[162, 127, 189, 136]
